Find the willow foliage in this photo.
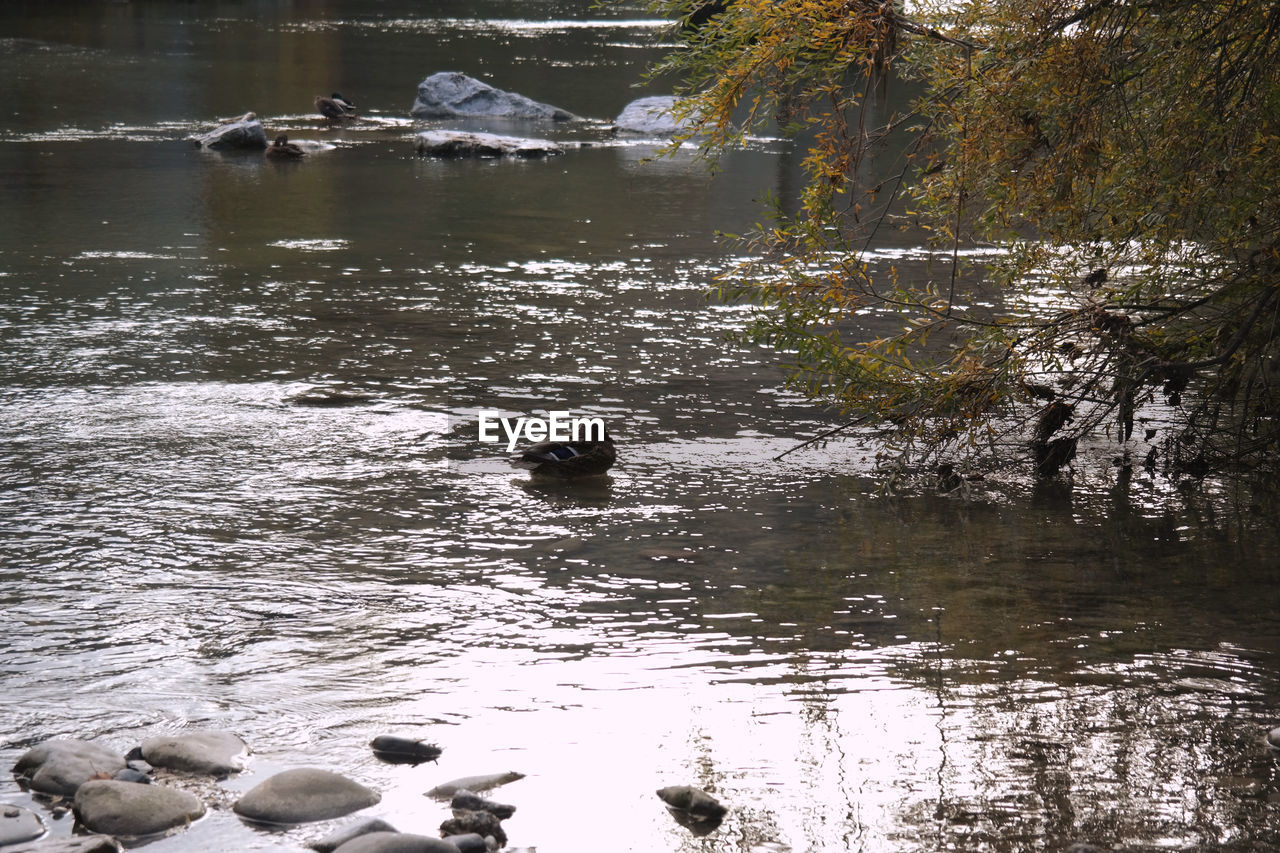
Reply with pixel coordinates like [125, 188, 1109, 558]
[649, 0, 1280, 480]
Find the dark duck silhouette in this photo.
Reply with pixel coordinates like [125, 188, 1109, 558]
[510, 432, 615, 478]
[315, 92, 357, 121]
[265, 134, 305, 159]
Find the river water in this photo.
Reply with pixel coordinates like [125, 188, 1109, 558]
[3, 3, 1280, 852]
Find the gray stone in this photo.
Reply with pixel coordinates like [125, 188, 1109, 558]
[12, 739, 126, 797]
[4, 836, 121, 853]
[0, 804, 45, 845]
[73, 779, 204, 837]
[414, 131, 562, 159]
[140, 729, 248, 776]
[657, 785, 728, 819]
[193, 113, 269, 150]
[233, 768, 380, 825]
[614, 95, 692, 135]
[425, 772, 523, 799]
[309, 817, 398, 852]
[1267, 726, 1280, 749]
[411, 72, 574, 121]
[333, 832, 461, 853]
[450, 789, 514, 819]
[441, 835, 486, 853]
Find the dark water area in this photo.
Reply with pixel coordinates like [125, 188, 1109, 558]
[3, 3, 1280, 852]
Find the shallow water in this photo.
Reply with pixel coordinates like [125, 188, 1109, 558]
[3, 3, 1280, 852]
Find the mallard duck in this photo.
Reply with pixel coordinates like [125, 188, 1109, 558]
[509, 433, 615, 478]
[315, 92, 356, 121]
[265, 134, 305, 159]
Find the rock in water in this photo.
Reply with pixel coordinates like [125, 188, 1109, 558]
[140, 729, 248, 776]
[425, 771, 524, 798]
[12, 739, 126, 797]
[440, 809, 505, 846]
[656, 785, 728, 819]
[309, 817, 398, 852]
[332, 832, 463, 853]
[73, 779, 205, 836]
[1266, 726, 1280, 749]
[193, 113, 269, 150]
[0, 804, 45, 846]
[613, 95, 692, 135]
[369, 736, 442, 765]
[442, 834, 487, 853]
[411, 72, 575, 121]
[233, 768, 380, 824]
[450, 788, 515, 819]
[414, 131, 562, 159]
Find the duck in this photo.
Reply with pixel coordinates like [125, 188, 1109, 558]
[509, 432, 616, 478]
[265, 134, 305, 159]
[315, 92, 357, 121]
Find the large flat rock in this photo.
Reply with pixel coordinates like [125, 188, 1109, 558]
[73, 779, 205, 836]
[414, 131, 562, 159]
[233, 768, 380, 824]
[12, 739, 126, 797]
[140, 729, 248, 776]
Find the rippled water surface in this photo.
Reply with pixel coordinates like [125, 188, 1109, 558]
[4, 3, 1280, 852]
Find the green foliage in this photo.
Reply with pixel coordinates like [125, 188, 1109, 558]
[646, 0, 1280, 480]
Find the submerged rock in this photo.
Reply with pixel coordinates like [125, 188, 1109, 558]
[73, 779, 205, 836]
[369, 736, 442, 766]
[12, 739, 126, 797]
[450, 789, 515, 819]
[193, 113, 269, 150]
[411, 72, 575, 121]
[309, 816, 399, 852]
[414, 131, 562, 159]
[332, 832, 462, 853]
[4, 836, 121, 853]
[233, 768, 380, 824]
[140, 729, 248, 776]
[614, 95, 692, 135]
[656, 785, 728, 819]
[0, 804, 45, 846]
[425, 771, 524, 799]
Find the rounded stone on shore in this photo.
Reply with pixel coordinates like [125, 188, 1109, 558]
[332, 831, 462, 853]
[140, 729, 248, 776]
[233, 768, 380, 824]
[12, 739, 126, 797]
[73, 779, 205, 837]
[0, 804, 45, 846]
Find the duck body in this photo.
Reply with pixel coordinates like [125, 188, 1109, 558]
[266, 134, 305, 158]
[315, 92, 357, 120]
[509, 436, 615, 478]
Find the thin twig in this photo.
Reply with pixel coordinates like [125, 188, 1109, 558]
[773, 414, 872, 461]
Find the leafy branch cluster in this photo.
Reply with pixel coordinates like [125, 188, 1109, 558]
[647, 0, 1280, 480]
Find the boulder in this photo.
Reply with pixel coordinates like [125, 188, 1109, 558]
[193, 113, 269, 150]
[309, 817, 398, 852]
[12, 739, 126, 797]
[4, 836, 121, 853]
[656, 785, 728, 819]
[73, 779, 205, 836]
[440, 810, 504, 846]
[333, 832, 462, 853]
[233, 768, 380, 824]
[411, 72, 575, 121]
[425, 772, 523, 799]
[614, 95, 692, 135]
[0, 804, 45, 846]
[414, 131, 562, 159]
[140, 729, 248, 776]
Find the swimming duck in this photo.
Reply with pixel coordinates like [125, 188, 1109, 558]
[509, 433, 615, 478]
[265, 134, 305, 159]
[315, 92, 357, 121]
